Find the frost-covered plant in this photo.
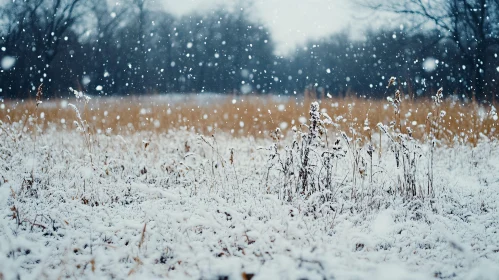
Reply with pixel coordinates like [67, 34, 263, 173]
[364, 113, 375, 186]
[68, 87, 94, 159]
[387, 89, 402, 132]
[199, 134, 231, 197]
[399, 130, 423, 197]
[0, 85, 44, 145]
[263, 101, 350, 214]
[379, 78, 428, 198]
[275, 127, 297, 201]
[66, 87, 102, 206]
[299, 102, 321, 193]
[424, 87, 445, 195]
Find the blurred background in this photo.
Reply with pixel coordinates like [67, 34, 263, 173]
[0, 0, 498, 101]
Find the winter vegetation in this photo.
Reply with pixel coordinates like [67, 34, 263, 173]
[1, 0, 499, 279]
[0, 84, 498, 279]
[2, 89, 497, 145]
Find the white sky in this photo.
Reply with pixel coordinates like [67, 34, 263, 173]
[157, 0, 374, 54]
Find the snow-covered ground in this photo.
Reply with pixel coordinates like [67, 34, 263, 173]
[0, 125, 498, 279]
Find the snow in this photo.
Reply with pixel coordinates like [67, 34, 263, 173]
[1, 56, 16, 70]
[0, 127, 498, 279]
[423, 58, 437, 72]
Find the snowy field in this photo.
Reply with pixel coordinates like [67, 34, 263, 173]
[1, 101, 499, 280]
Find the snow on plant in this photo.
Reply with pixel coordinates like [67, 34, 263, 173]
[68, 87, 94, 158]
[1, 82, 498, 279]
[1, 84, 46, 235]
[298, 101, 321, 194]
[0, 95, 498, 279]
[378, 79, 433, 198]
[70, 87, 92, 102]
[265, 77, 454, 213]
[386, 76, 396, 88]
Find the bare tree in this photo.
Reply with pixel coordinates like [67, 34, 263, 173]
[84, 0, 130, 93]
[21, 0, 83, 65]
[363, 0, 499, 100]
[0, 0, 84, 94]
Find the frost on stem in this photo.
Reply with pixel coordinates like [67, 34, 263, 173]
[309, 101, 320, 139]
[270, 127, 281, 142]
[387, 76, 396, 88]
[387, 90, 401, 113]
[68, 103, 82, 124]
[300, 102, 322, 194]
[394, 90, 401, 108]
[35, 84, 43, 107]
[432, 88, 443, 106]
[322, 112, 334, 126]
[70, 87, 91, 103]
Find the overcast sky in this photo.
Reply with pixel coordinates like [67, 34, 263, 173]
[158, 0, 375, 54]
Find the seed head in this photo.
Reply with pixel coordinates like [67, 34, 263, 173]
[394, 90, 401, 105]
[432, 88, 443, 106]
[387, 77, 396, 88]
[36, 84, 43, 107]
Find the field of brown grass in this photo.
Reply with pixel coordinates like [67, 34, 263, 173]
[1, 92, 497, 146]
[2, 91, 499, 279]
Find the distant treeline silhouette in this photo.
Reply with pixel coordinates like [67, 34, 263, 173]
[1, 0, 498, 100]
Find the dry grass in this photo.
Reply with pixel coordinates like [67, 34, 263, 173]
[1, 92, 497, 146]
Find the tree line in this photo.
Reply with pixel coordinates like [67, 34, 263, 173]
[1, 0, 498, 100]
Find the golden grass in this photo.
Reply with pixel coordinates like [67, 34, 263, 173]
[1, 93, 497, 146]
